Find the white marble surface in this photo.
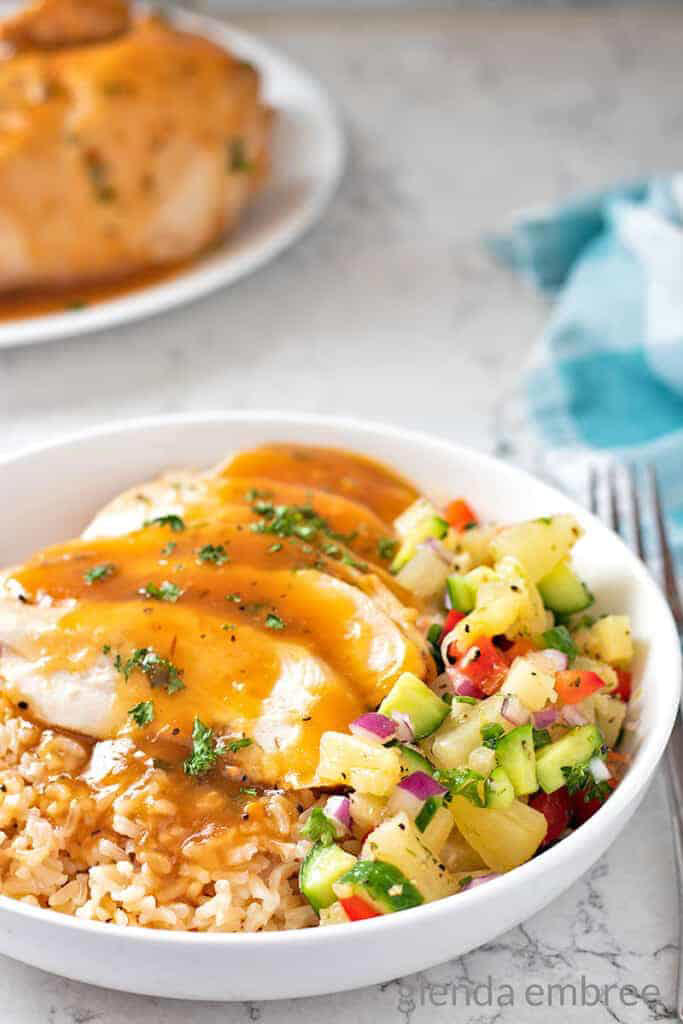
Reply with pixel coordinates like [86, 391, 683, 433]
[0, 5, 682, 1021]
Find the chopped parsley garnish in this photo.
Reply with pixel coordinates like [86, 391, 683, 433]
[532, 727, 552, 750]
[128, 701, 154, 727]
[197, 543, 229, 565]
[268, 542, 283, 554]
[249, 501, 355, 545]
[458, 875, 473, 890]
[221, 737, 253, 754]
[226, 593, 242, 603]
[434, 767, 485, 807]
[341, 552, 368, 572]
[184, 717, 219, 777]
[228, 137, 251, 172]
[84, 562, 116, 585]
[144, 514, 186, 533]
[323, 542, 341, 558]
[481, 723, 505, 749]
[300, 807, 336, 846]
[378, 538, 398, 560]
[240, 787, 258, 797]
[139, 580, 183, 603]
[161, 541, 177, 557]
[535, 516, 553, 525]
[265, 613, 285, 630]
[115, 647, 185, 694]
[561, 760, 610, 803]
[244, 488, 273, 502]
[541, 625, 577, 663]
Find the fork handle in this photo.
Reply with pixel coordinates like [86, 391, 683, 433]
[664, 714, 683, 1021]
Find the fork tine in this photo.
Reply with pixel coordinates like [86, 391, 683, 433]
[588, 464, 599, 517]
[607, 462, 621, 536]
[648, 465, 683, 628]
[627, 464, 647, 561]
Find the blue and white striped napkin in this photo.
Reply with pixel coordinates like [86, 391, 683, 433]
[490, 176, 683, 572]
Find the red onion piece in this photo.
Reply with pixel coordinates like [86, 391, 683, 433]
[500, 695, 530, 726]
[561, 705, 587, 727]
[447, 667, 483, 700]
[461, 873, 501, 891]
[350, 712, 397, 745]
[539, 648, 569, 672]
[398, 771, 448, 801]
[324, 795, 351, 834]
[390, 711, 415, 742]
[533, 707, 559, 729]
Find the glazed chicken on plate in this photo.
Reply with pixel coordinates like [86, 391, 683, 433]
[0, 0, 271, 293]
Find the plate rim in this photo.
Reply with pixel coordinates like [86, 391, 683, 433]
[0, 12, 346, 349]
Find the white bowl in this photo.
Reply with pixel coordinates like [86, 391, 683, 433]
[0, 412, 679, 1000]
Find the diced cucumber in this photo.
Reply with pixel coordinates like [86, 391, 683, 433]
[538, 560, 593, 616]
[415, 795, 442, 832]
[495, 724, 538, 796]
[398, 743, 437, 778]
[390, 516, 449, 573]
[334, 859, 424, 914]
[299, 842, 357, 913]
[535, 724, 603, 794]
[379, 672, 449, 739]
[486, 767, 515, 809]
[394, 499, 442, 538]
[446, 574, 476, 613]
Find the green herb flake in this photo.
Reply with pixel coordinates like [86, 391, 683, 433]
[300, 807, 336, 846]
[341, 552, 368, 572]
[84, 562, 116, 585]
[434, 767, 486, 807]
[541, 625, 577, 663]
[128, 700, 154, 727]
[378, 538, 398, 560]
[114, 647, 185, 694]
[139, 580, 183, 603]
[161, 541, 177, 557]
[453, 695, 478, 705]
[226, 592, 242, 603]
[244, 488, 273, 502]
[267, 542, 283, 554]
[240, 787, 258, 797]
[265, 613, 285, 630]
[458, 875, 473, 890]
[228, 137, 251, 173]
[144, 514, 186, 533]
[197, 544, 229, 566]
[480, 722, 505, 749]
[183, 717, 219, 777]
[221, 737, 253, 754]
[561, 760, 610, 803]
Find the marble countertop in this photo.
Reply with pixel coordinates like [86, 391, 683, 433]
[0, 5, 682, 1021]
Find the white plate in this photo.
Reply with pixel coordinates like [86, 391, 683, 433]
[0, 12, 345, 349]
[0, 412, 680, 1000]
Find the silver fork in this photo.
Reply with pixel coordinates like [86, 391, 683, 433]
[590, 463, 683, 1022]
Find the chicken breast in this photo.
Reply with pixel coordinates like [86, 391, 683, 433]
[0, 446, 434, 789]
[0, 0, 271, 292]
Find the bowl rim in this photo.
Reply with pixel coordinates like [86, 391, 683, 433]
[0, 410, 680, 947]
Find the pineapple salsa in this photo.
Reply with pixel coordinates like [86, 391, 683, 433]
[301, 497, 634, 923]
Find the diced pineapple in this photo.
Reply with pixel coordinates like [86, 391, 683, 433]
[361, 812, 460, 901]
[440, 827, 488, 872]
[316, 733, 400, 796]
[428, 694, 510, 771]
[450, 796, 548, 872]
[468, 745, 497, 775]
[592, 692, 627, 748]
[450, 525, 499, 568]
[395, 544, 452, 598]
[496, 557, 552, 637]
[349, 792, 387, 835]
[319, 902, 349, 926]
[490, 515, 583, 583]
[502, 654, 557, 712]
[573, 615, 633, 666]
[573, 656, 618, 693]
[452, 584, 522, 649]
[419, 805, 454, 859]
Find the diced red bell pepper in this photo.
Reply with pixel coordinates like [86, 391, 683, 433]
[502, 637, 536, 664]
[445, 499, 478, 532]
[455, 636, 509, 696]
[439, 608, 465, 645]
[555, 669, 605, 705]
[614, 669, 632, 702]
[339, 894, 382, 921]
[569, 778, 617, 825]
[528, 788, 571, 847]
